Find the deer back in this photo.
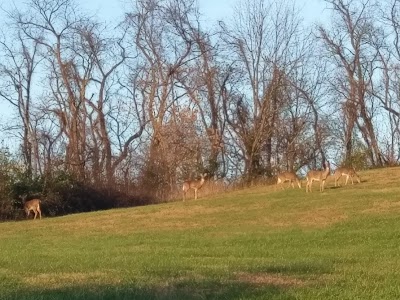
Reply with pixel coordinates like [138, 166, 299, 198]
[189, 177, 205, 189]
[183, 173, 207, 191]
[24, 199, 41, 210]
[278, 172, 298, 181]
[335, 167, 360, 182]
[307, 163, 330, 180]
[335, 167, 355, 175]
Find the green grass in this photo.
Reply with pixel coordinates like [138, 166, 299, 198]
[1, 168, 400, 299]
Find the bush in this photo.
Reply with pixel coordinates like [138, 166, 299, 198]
[0, 168, 156, 221]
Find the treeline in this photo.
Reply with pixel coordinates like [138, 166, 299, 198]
[0, 0, 399, 219]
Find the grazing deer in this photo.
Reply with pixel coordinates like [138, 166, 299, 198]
[334, 167, 360, 187]
[276, 172, 301, 189]
[182, 173, 207, 201]
[306, 161, 331, 193]
[20, 195, 42, 220]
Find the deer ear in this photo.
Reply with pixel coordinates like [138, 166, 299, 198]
[19, 194, 27, 201]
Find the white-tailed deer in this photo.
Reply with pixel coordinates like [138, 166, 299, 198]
[276, 172, 301, 189]
[334, 167, 360, 187]
[20, 195, 42, 220]
[182, 173, 207, 201]
[306, 161, 331, 193]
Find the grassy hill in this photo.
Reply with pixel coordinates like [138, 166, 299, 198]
[1, 167, 400, 299]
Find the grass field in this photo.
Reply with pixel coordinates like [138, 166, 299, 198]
[1, 167, 400, 299]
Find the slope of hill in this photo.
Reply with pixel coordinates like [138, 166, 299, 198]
[1, 167, 400, 299]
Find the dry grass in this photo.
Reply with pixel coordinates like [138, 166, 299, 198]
[362, 200, 400, 214]
[2, 167, 400, 299]
[297, 207, 349, 227]
[242, 206, 348, 228]
[53, 203, 246, 236]
[22, 271, 122, 289]
[234, 272, 311, 287]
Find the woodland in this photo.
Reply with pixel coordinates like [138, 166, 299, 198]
[0, 0, 399, 219]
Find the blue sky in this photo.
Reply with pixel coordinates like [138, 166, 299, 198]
[0, 0, 328, 37]
[0, 0, 330, 48]
[0, 0, 328, 138]
[76, 0, 328, 25]
[0, 0, 328, 26]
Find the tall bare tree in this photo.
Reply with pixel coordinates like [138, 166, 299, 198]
[125, 0, 210, 193]
[318, 0, 383, 166]
[175, 22, 227, 178]
[219, 0, 308, 181]
[6, 0, 146, 184]
[370, 0, 400, 165]
[0, 29, 42, 177]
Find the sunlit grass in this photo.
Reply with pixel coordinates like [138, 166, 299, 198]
[1, 167, 400, 299]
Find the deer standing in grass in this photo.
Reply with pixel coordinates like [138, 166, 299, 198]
[276, 172, 301, 189]
[306, 161, 331, 193]
[21, 195, 42, 220]
[334, 167, 360, 187]
[182, 173, 207, 201]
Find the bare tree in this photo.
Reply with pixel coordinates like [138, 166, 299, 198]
[370, 0, 400, 165]
[177, 27, 226, 178]
[125, 0, 206, 193]
[318, 0, 383, 166]
[0, 30, 41, 177]
[219, 0, 308, 181]
[8, 0, 146, 184]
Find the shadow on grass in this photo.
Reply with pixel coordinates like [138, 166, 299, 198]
[4, 279, 298, 300]
[258, 262, 331, 276]
[328, 186, 341, 190]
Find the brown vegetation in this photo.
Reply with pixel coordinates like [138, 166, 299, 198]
[0, 0, 400, 219]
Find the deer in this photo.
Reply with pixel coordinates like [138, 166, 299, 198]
[334, 167, 361, 187]
[276, 171, 301, 189]
[182, 173, 207, 201]
[20, 195, 42, 220]
[306, 161, 331, 193]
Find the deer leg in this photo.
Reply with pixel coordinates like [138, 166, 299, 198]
[335, 174, 341, 187]
[33, 210, 37, 220]
[345, 175, 349, 185]
[37, 207, 42, 220]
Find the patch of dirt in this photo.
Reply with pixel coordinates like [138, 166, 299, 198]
[57, 204, 242, 234]
[22, 271, 121, 288]
[362, 200, 400, 214]
[297, 208, 348, 227]
[245, 207, 348, 228]
[234, 272, 310, 287]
